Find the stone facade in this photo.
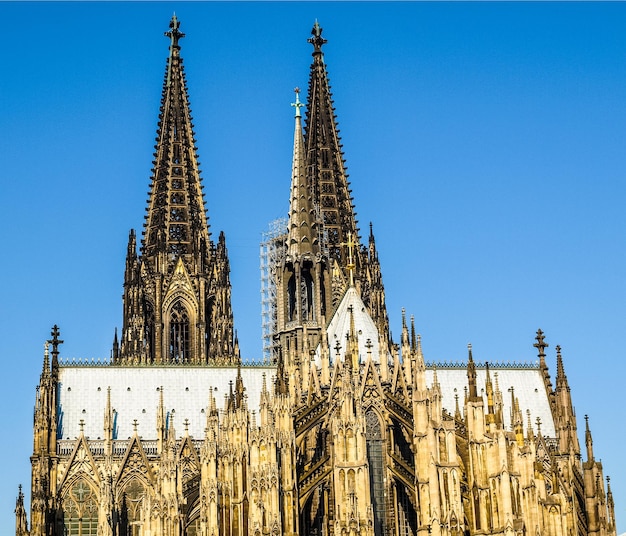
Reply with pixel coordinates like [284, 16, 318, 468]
[17, 17, 616, 536]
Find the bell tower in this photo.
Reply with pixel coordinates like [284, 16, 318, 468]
[116, 16, 236, 365]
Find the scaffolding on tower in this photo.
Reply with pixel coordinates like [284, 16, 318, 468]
[260, 218, 288, 363]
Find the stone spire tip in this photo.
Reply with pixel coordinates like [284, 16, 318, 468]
[308, 19, 327, 53]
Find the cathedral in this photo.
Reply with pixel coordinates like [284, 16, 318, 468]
[16, 16, 616, 536]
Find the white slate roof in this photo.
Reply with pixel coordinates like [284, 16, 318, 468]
[56, 363, 555, 442]
[57, 365, 274, 441]
[425, 366, 556, 437]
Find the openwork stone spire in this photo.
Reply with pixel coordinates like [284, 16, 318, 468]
[302, 21, 390, 344]
[304, 20, 358, 266]
[143, 14, 210, 267]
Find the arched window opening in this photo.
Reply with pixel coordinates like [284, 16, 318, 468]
[170, 301, 190, 363]
[287, 273, 296, 321]
[366, 409, 386, 536]
[62, 480, 98, 536]
[119, 480, 146, 536]
[145, 301, 155, 363]
[301, 267, 314, 321]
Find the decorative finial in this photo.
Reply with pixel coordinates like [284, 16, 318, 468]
[133, 419, 139, 432]
[291, 87, 304, 118]
[79, 419, 85, 433]
[535, 416, 542, 436]
[183, 418, 190, 433]
[534, 329, 548, 361]
[308, 19, 327, 52]
[165, 14, 185, 50]
[47, 325, 64, 364]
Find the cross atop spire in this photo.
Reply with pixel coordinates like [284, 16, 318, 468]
[308, 20, 327, 53]
[165, 14, 185, 51]
[534, 329, 548, 364]
[47, 325, 63, 365]
[291, 87, 304, 118]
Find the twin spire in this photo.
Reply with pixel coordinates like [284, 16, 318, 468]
[143, 14, 210, 266]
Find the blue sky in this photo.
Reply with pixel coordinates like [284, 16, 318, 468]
[2, 2, 625, 532]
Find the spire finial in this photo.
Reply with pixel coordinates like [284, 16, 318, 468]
[334, 339, 342, 359]
[291, 87, 304, 118]
[308, 19, 327, 53]
[47, 325, 64, 366]
[165, 14, 185, 51]
[534, 329, 548, 364]
[556, 344, 565, 379]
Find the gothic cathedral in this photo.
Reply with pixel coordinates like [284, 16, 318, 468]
[16, 17, 616, 536]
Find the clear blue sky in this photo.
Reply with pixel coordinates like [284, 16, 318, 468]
[2, 2, 625, 532]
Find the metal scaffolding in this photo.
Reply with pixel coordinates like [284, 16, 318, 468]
[260, 218, 287, 363]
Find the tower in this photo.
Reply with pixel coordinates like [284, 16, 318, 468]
[302, 21, 390, 342]
[117, 15, 236, 366]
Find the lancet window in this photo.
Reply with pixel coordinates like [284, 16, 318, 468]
[170, 300, 190, 363]
[366, 409, 387, 536]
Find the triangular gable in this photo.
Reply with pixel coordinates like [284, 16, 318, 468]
[391, 357, 410, 405]
[306, 362, 322, 406]
[59, 435, 101, 489]
[165, 257, 195, 298]
[117, 435, 155, 486]
[360, 357, 384, 403]
[178, 435, 201, 483]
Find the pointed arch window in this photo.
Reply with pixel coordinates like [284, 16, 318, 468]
[119, 479, 146, 536]
[287, 273, 296, 321]
[170, 301, 190, 363]
[62, 480, 98, 536]
[366, 409, 386, 536]
[145, 301, 155, 363]
[301, 266, 314, 321]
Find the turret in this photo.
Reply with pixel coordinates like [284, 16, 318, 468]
[465, 344, 485, 441]
[31, 326, 63, 536]
[554, 345, 580, 455]
[15, 485, 28, 536]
